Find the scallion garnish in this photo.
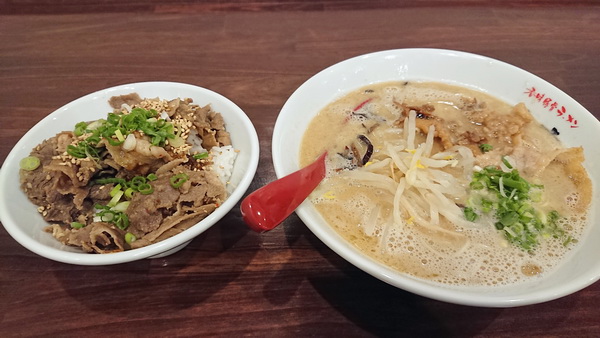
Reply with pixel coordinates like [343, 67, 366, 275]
[169, 135, 185, 148]
[107, 190, 124, 207]
[114, 129, 125, 142]
[93, 173, 157, 199]
[109, 184, 122, 197]
[95, 204, 130, 230]
[68, 107, 177, 160]
[130, 176, 147, 188]
[479, 143, 493, 153]
[192, 152, 209, 160]
[125, 232, 137, 244]
[94, 177, 127, 186]
[501, 156, 514, 170]
[465, 165, 566, 251]
[67, 141, 100, 159]
[124, 187, 135, 199]
[74, 122, 88, 136]
[70, 222, 85, 229]
[170, 173, 189, 188]
[112, 201, 130, 212]
[463, 207, 479, 222]
[19, 156, 41, 171]
[137, 183, 154, 195]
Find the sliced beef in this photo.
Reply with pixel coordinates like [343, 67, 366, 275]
[45, 222, 126, 253]
[108, 93, 142, 109]
[185, 104, 232, 148]
[126, 175, 181, 235]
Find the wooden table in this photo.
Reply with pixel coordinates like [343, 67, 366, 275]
[1, 1, 599, 336]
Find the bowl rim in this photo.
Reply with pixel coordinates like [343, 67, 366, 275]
[272, 48, 600, 307]
[0, 81, 260, 265]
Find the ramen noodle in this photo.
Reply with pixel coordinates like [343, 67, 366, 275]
[300, 81, 592, 286]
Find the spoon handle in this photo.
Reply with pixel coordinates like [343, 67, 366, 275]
[240, 152, 327, 232]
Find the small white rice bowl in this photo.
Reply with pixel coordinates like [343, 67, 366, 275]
[0, 82, 259, 265]
[273, 49, 600, 307]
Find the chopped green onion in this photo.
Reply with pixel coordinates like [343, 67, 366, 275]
[137, 183, 154, 195]
[113, 201, 130, 212]
[66, 140, 100, 159]
[19, 156, 41, 171]
[169, 135, 185, 147]
[130, 176, 147, 189]
[502, 156, 514, 169]
[479, 143, 493, 153]
[124, 187, 135, 199]
[70, 222, 85, 229]
[502, 177, 528, 193]
[125, 232, 137, 244]
[67, 144, 86, 158]
[107, 190, 124, 207]
[109, 184, 122, 197]
[94, 177, 127, 186]
[170, 173, 189, 188]
[74, 122, 88, 136]
[106, 136, 124, 146]
[66, 106, 176, 161]
[99, 210, 115, 222]
[94, 174, 158, 199]
[466, 164, 566, 251]
[107, 113, 120, 125]
[113, 213, 129, 230]
[563, 236, 574, 246]
[95, 203, 129, 230]
[131, 175, 147, 183]
[499, 211, 519, 227]
[463, 207, 479, 222]
[86, 119, 104, 130]
[114, 129, 125, 142]
[469, 180, 485, 190]
[193, 152, 209, 160]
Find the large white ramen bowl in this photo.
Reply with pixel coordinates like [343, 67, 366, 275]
[272, 49, 600, 307]
[0, 82, 259, 265]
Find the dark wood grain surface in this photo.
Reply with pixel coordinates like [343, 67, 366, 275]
[1, 2, 599, 336]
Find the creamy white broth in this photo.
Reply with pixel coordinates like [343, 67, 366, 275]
[300, 81, 590, 286]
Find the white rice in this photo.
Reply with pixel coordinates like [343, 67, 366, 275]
[210, 145, 237, 191]
[185, 129, 238, 192]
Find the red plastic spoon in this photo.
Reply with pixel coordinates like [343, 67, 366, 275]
[240, 152, 328, 232]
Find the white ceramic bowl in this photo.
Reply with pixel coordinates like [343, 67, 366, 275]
[0, 82, 259, 265]
[273, 49, 600, 307]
